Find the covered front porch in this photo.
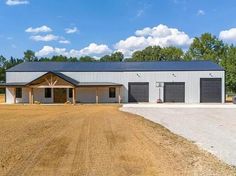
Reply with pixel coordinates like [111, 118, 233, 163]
[1, 72, 123, 104]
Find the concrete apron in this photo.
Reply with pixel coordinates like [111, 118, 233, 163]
[123, 103, 236, 109]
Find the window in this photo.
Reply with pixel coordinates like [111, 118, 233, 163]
[109, 87, 116, 98]
[16, 88, 22, 98]
[69, 88, 73, 98]
[45, 88, 52, 98]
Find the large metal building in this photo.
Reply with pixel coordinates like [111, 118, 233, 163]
[0, 61, 225, 104]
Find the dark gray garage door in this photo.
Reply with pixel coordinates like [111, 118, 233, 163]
[164, 82, 185, 103]
[128, 82, 149, 102]
[200, 78, 222, 103]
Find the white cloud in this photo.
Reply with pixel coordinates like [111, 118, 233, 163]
[30, 34, 59, 42]
[79, 43, 112, 56]
[35, 24, 194, 58]
[115, 24, 193, 57]
[6, 0, 29, 6]
[35, 46, 54, 57]
[35, 46, 79, 57]
[219, 28, 236, 43]
[25, 25, 52, 33]
[197, 10, 205, 16]
[65, 27, 78, 34]
[35, 43, 111, 58]
[59, 40, 71, 44]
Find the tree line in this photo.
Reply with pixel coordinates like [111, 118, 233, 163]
[0, 33, 236, 93]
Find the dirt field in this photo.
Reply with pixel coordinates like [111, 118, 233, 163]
[0, 94, 4, 103]
[0, 105, 235, 176]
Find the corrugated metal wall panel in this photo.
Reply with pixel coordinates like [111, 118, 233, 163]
[6, 71, 225, 103]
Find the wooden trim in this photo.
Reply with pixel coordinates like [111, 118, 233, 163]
[96, 88, 98, 104]
[13, 87, 16, 104]
[29, 88, 32, 104]
[72, 88, 76, 105]
[29, 88, 34, 104]
[118, 87, 121, 104]
[30, 85, 74, 88]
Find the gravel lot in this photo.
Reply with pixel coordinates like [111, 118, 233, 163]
[122, 106, 236, 167]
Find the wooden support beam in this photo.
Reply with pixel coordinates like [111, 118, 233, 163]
[96, 88, 98, 104]
[13, 87, 16, 104]
[29, 88, 32, 104]
[118, 87, 121, 104]
[29, 88, 34, 104]
[32, 89, 34, 104]
[73, 87, 76, 105]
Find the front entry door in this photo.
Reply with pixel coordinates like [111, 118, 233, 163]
[54, 88, 67, 103]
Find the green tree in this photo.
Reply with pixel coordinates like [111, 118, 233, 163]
[100, 55, 111, 62]
[51, 55, 68, 62]
[100, 52, 124, 62]
[188, 33, 226, 64]
[131, 46, 184, 61]
[221, 45, 236, 93]
[79, 56, 96, 62]
[110, 52, 124, 62]
[0, 55, 7, 81]
[24, 50, 37, 62]
[160, 47, 184, 61]
[132, 46, 162, 61]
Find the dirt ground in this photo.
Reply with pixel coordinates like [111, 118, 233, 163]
[0, 94, 4, 103]
[0, 105, 235, 176]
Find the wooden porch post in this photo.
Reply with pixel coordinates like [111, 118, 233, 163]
[29, 88, 32, 104]
[13, 87, 16, 104]
[96, 87, 98, 104]
[118, 87, 121, 104]
[73, 87, 76, 105]
[29, 87, 33, 104]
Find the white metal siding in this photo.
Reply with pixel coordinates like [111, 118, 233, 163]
[6, 71, 225, 104]
[6, 87, 29, 104]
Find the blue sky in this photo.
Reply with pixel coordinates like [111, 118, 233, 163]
[1, 0, 236, 58]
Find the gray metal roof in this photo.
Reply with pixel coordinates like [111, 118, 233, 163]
[7, 61, 224, 72]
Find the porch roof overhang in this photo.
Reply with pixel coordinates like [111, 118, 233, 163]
[0, 82, 28, 87]
[77, 82, 123, 87]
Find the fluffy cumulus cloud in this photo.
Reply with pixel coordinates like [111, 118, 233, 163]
[35, 46, 79, 57]
[35, 43, 111, 58]
[25, 25, 52, 33]
[79, 43, 112, 56]
[30, 34, 59, 42]
[6, 0, 29, 6]
[114, 24, 193, 57]
[36, 24, 193, 58]
[65, 27, 78, 34]
[219, 28, 236, 43]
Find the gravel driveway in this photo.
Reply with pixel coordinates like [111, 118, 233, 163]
[121, 106, 236, 166]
